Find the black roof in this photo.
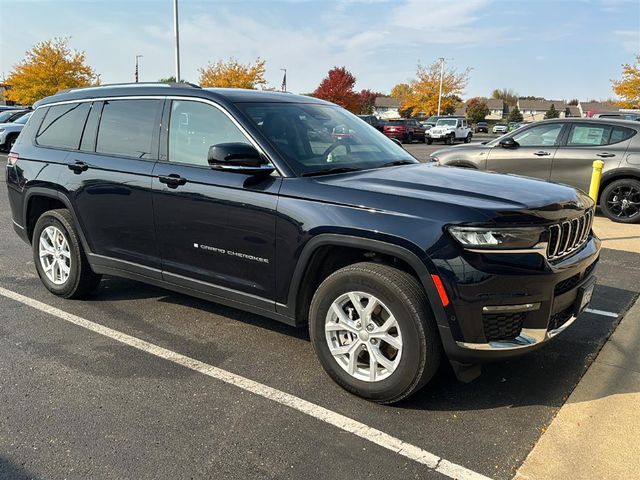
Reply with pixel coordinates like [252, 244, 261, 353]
[33, 83, 331, 108]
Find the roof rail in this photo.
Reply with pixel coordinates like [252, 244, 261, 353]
[55, 82, 201, 95]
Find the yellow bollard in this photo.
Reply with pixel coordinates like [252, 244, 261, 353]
[588, 160, 605, 204]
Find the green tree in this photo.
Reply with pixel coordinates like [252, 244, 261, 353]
[466, 97, 489, 123]
[491, 88, 518, 106]
[544, 103, 559, 119]
[507, 106, 523, 123]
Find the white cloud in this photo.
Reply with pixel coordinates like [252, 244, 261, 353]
[613, 30, 640, 52]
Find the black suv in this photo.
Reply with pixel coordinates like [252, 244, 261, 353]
[6, 84, 600, 403]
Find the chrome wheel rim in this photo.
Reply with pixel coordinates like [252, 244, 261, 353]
[325, 291, 403, 382]
[39, 226, 71, 285]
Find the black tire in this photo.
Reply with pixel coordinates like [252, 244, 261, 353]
[309, 262, 441, 404]
[426, 138, 433, 145]
[421, 133, 426, 143]
[32, 209, 102, 298]
[600, 179, 640, 224]
[403, 133, 413, 144]
[446, 135, 454, 145]
[465, 133, 472, 143]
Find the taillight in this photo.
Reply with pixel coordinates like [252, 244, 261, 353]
[7, 153, 19, 166]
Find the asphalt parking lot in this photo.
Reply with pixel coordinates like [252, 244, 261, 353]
[0, 151, 638, 480]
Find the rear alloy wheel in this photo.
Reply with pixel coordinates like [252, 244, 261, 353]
[600, 179, 640, 224]
[309, 262, 441, 404]
[465, 133, 472, 143]
[33, 209, 102, 298]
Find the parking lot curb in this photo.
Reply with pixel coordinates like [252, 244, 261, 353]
[514, 294, 640, 480]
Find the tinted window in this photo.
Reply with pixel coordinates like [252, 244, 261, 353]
[168, 100, 250, 166]
[568, 125, 612, 146]
[610, 127, 636, 144]
[36, 104, 89, 149]
[514, 123, 562, 147]
[96, 100, 160, 159]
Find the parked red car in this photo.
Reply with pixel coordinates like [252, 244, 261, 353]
[383, 119, 426, 143]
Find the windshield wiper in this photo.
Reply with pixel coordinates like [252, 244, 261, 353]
[380, 160, 417, 167]
[301, 167, 363, 177]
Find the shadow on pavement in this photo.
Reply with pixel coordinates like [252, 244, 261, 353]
[80, 275, 638, 411]
[0, 457, 38, 480]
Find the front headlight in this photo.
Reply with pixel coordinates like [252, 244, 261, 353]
[448, 226, 545, 249]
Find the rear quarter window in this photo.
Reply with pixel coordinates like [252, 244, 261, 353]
[35, 103, 91, 150]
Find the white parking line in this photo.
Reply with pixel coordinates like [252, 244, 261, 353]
[584, 308, 619, 318]
[0, 286, 492, 480]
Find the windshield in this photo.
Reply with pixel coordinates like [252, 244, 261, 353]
[436, 119, 458, 126]
[238, 103, 416, 176]
[0, 111, 21, 123]
[13, 113, 31, 125]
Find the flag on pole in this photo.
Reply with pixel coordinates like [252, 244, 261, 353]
[281, 69, 287, 92]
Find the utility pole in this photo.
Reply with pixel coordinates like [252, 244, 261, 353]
[437, 57, 445, 116]
[135, 55, 143, 83]
[173, 0, 181, 82]
[280, 68, 287, 92]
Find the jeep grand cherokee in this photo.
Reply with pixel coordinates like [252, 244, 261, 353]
[6, 84, 600, 404]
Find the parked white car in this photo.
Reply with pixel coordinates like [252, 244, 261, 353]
[492, 123, 508, 134]
[426, 117, 472, 145]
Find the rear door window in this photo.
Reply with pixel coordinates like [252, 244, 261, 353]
[36, 102, 91, 150]
[96, 99, 162, 159]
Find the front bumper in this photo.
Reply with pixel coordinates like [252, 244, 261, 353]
[435, 235, 601, 363]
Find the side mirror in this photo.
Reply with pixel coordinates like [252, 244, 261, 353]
[208, 143, 275, 175]
[390, 137, 404, 149]
[499, 137, 519, 149]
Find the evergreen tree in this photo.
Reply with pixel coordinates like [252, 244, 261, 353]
[508, 106, 523, 123]
[544, 104, 559, 119]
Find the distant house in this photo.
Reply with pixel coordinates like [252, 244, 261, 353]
[486, 99, 505, 120]
[566, 105, 581, 117]
[578, 101, 619, 117]
[373, 96, 402, 119]
[517, 99, 567, 122]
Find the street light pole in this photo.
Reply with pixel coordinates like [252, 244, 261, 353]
[173, 0, 181, 82]
[437, 57, 445, 116]
[135, 55, 143, 83]
[280, 68, 287, 92]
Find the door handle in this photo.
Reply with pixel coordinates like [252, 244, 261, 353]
[67, 162, 89, 174]
[68, 161, 89, 174]
[158, 174, 187, 188]
[533, 151, 551, 156]
[597, 152, 615, 158]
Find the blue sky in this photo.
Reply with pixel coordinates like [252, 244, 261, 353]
[1, 0, 639, 101]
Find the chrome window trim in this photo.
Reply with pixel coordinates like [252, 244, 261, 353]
[34, 95, 284, 177]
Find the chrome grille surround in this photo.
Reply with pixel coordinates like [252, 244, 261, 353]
[546, 210, 593, 261]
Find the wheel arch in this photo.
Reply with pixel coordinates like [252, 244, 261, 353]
[599, 169, 640, 196]
[280, 234, 449, 331]
[23, 188, 92, 253]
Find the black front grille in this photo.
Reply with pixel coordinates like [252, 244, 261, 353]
[554, 273, 581, 296]
[554, 259, 599, 296]
[547, 210, 593, 260]
[548, 307, 574, 331]
[483, 312, 525, 341]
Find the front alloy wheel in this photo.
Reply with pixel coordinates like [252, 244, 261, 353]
[309, 262, 441, 404]
[325, 291, 402, 382]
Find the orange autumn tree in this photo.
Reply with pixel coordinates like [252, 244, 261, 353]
[612, 54, 640, 109]
[198, 58, 267, 89]
[396, 61, 470, 117]
[5, 38, 99, 105]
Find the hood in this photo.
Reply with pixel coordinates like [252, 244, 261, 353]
[313, 164, 592, 222]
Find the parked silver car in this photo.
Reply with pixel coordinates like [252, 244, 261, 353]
[0, 112, 32, 152]
[431, 118, 640, 223]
